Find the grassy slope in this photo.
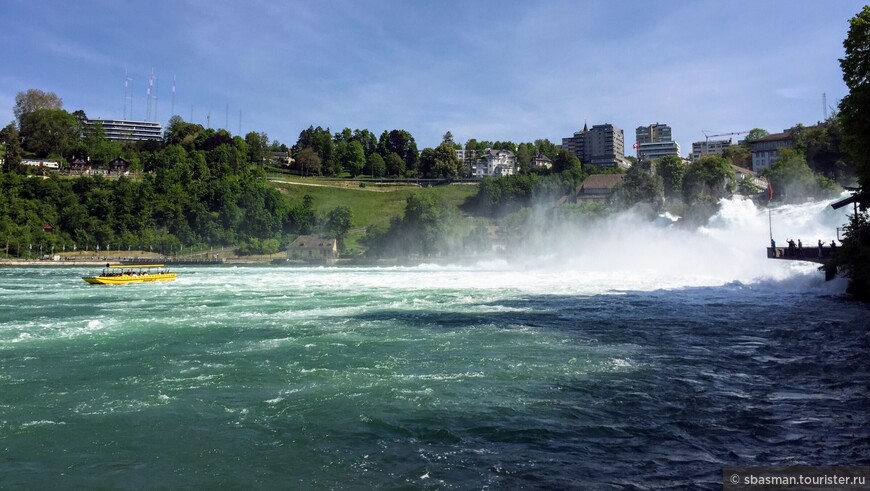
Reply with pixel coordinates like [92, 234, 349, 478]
[266, 178, 479, 252]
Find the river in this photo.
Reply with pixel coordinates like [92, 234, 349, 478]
[0, 197, 867, 489]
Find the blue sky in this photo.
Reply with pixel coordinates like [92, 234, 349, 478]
[0, 0, 863, 156]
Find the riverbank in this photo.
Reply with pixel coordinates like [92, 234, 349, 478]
[0, 254, 502, 268]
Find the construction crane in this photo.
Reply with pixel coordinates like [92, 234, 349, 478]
[703, 130, 751, 144]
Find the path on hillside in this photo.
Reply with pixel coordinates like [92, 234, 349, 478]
[267, 178, 419, 192]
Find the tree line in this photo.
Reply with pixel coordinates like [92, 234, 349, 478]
[0, 98, 353, 257]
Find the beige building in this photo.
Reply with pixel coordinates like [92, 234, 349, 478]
[287, 235, 338, 264]
[692, 139, 734, 160]
[574, 174, 625, 202]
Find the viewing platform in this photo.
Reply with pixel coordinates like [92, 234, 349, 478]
[766, 245, 838, 280]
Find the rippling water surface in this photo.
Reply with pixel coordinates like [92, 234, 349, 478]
[0, 261, 867, 489]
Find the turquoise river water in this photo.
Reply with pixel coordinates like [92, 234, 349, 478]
[1, 198, 868, 489]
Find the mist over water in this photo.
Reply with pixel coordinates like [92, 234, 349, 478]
[505, 195, 853, 293]
[0, 195, 867, 489]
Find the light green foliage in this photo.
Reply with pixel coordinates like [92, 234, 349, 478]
[615, 164, 664, 211]
[365, 153, 386, 178]
[840, 7, 870, 188]
[764, 148, 840, 202]
[419, 142, 460, 178]
[721, 145, 752, 170]
[681, 155, 736, 205]
[377, 130, 418, 176]
[342, 140, 366, 177]
[325, 205, 353, 251]
[245, 131, 269, 164]
[19, 108, 78, 158]
[362, 194, 456, 258]
[742, 128, 770, 146]
[552, 148, 581, 173]
[294, 147, 322, 176]
[656, 155, 685, 200]
[14, 89, 62, 125]
[0, 123, 22, 171]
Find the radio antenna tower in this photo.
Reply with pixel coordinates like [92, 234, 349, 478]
[225, 103, 229, 130]
[171, 75, 176, 118]
[238, 110, 242, 135]
[145, 68, 158, 121]
[823, 92, 828, 120]
[123, 69, 133, 119]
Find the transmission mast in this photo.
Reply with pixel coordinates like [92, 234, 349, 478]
[171, 75, 176, 118]
[823, 92, 828, 120]
[145, 68, 158, 121]
[123, 69, 133, 120]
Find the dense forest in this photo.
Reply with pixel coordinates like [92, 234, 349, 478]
[0, 109, 344, 257]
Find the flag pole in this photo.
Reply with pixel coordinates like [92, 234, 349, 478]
[767, 178, 774, 245]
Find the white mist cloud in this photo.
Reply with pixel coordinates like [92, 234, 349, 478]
[503, 196, 852, 291]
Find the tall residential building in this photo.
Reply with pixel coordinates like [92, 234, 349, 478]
[85, 119, 163, 142]
[691, 139, 734, 160]
[635, 123, 680, 162]
[562, 123, 629, 169]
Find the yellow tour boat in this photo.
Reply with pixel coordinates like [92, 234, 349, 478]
[82, 264, 177, 285]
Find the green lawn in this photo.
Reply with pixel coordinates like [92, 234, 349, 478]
[267, 178, 479, 231]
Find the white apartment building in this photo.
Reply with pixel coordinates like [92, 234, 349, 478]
[473, 149, 516, 178]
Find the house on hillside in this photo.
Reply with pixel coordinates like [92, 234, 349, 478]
[531, 153, 553, 170]
[269, 151, 293, 166]
[473, 149, 516, 178]
[109, 157, 130, 175]
[574, 174, 625, 202]
[731, 164, 766, 191]
[287, 235, 338, 264]
[69, 156, 92, 175]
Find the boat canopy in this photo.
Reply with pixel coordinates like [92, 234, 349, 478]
[109, 264, 166, 268]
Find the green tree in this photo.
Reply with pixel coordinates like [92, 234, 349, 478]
[14, 89, 63, 126]
[656, 155, 685, 200]
[682, 155, 736, 204]
[295, 147, 322, 176]
[365, 153, 386, 178]
[829, 6, 870, 301]
[293, 126, 333, 167]
[418, 148, 438, 178]
[419, 142, 460, 178]
[352, 129, 378, 156]
[325, 205, 353, 251]
[840, 6, 870, 188]
[742, 128, 770, 147]
[552, 148, 581, 173]
[722, 145, 752, 170]
[0, 123, 22, 172]
[433, 141, 460, 178]
[342, 140, 366, 177]
[378, 130, 418, 176]
[245, 131, 269, 165]
[515, 143, 533, 171]
[764, 148, 840, 202]
[615, 163, 663, 211]
[19, 108, 78, 158]
[400, 194, 449, 257]
[385, 152, 406, 177]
